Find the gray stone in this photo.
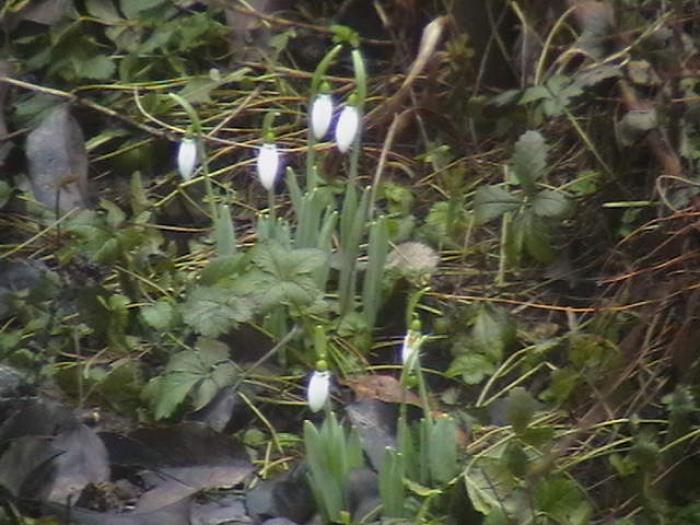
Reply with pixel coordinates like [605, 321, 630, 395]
[25, 105, 89, 212]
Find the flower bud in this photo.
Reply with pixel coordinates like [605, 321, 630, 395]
[307, 369, 330, 412]
[256, 142, 280, 190]
[335, 105, 359, 153]
[177, 137, 197, 180]
[401, 328, 422, 365]
[310, 93, 333, 140]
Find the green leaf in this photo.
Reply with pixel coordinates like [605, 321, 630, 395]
[0, 181, 11, 208]
[178, 76, 221, 104]
[447, 353, 496, 385]
[532, 189, 571, 218]
[535, 477, 591, 525]
[182, 286, 255, 337]
[85, 0, 122, 22]
[79, 54, 116, 80]
[150, 343, 237, 419]
[120, 0, 167, 19]
[472, 306, 516, 362]
[505, 387, 539, 434]
[473, 185, 521, 224]
[521, 212, 555, 263]
[199, 254, 246, 286]
[512, 130, 548, 192]
[464, 458, 522, 516]
[141, 300, 175, 331]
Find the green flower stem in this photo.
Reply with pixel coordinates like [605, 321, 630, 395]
[347, 48, 366, 187]
[267, 187, 276, 224]
[307, 44, 343, 191]
[168, 93, 217, 222]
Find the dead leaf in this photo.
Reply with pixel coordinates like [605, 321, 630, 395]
[341, 374, 422, 407]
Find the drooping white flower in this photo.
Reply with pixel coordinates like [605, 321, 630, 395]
[307, 370, 331, 412]
[401, 329, 423, 365]
[310, 93, 333, 140]
[335, 105, 359, 153]
[256, 142, 280, 190]
[177, 137, 197, 180]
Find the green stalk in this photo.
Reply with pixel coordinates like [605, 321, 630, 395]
[347, 49, 367, 187]
[306, 44, 344, 190]
[168, 93, 217, 222]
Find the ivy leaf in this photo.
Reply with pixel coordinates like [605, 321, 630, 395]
[512, 130, 548, 192]
[532, 189, 571, 219]
[473, 185, 521, 225]
[182, 286, 255, 337]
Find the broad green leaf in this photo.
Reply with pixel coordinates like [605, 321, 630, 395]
[199, 254, 246, 286]
[178, 77, 221, 104]
[464, 457, 522, 516]
[447, 353, 495, 385]
[150, 373, 200, 419]
[505, 387, 538, 434]
[519, 85, 550, 104]
[472, 306, 516, 362]
[85, 0, 122, 22]
[182, 286, 255, 337]
[535, 477, 591, 525]
[532, 189, 571, 218]
[429, 417, 459, 484]
[79, 54, 116, 80]
[512, 130, 548, 192]
[141, 300, 175, 331]
[473, 185, 521, 224]
[521, 212, 555, 263]
[120, 0, 167, 19]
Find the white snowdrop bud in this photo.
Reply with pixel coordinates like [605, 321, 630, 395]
[177, 137, 197, 180]
[307, 370, 331, 412]
[335, 105, 359, 153]
[256, 142, 280, 190]
[310, 93, 333, 140]
[401, 329, 422, 365]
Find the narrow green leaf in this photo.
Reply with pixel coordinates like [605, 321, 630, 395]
[362, 216, 389, 328]
[215, 203, 237, 257]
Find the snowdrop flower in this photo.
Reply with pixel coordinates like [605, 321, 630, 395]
[256, 142, 280, 191]
[335, 104, 359, 153]
[307, 369, 331, 412]
[177, 137, 197, 180]
[401, 325, 423, 365]
[310, 93, 333, 140]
